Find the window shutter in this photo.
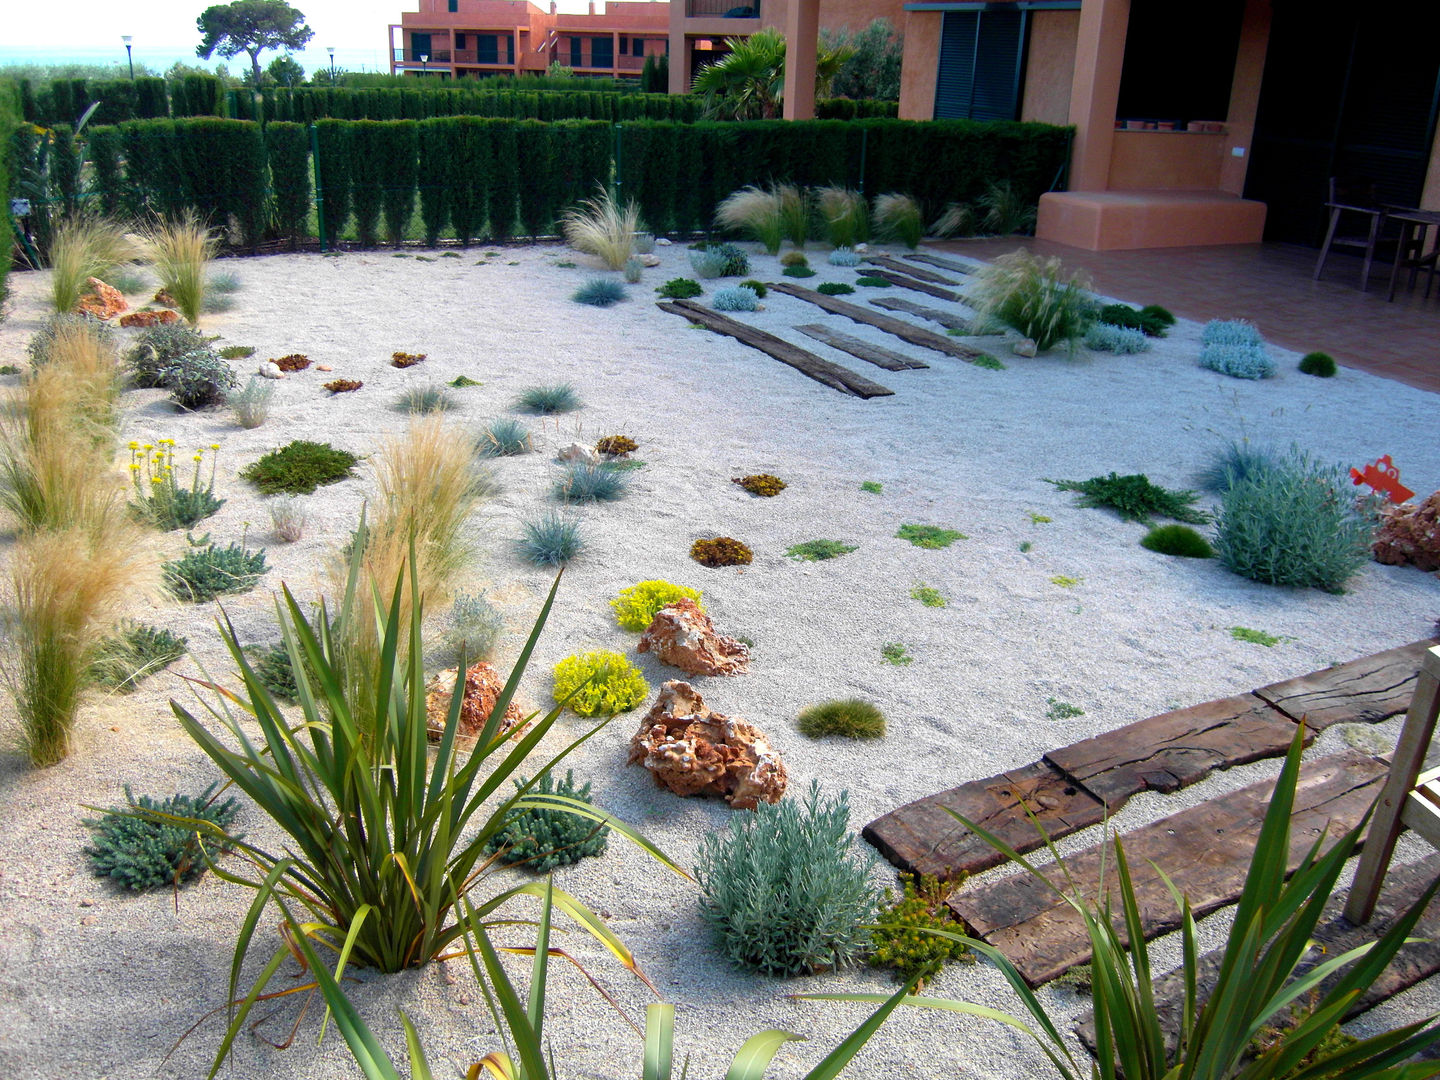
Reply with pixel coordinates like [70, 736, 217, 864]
[934, 9, 1027, 121]
[934, 13, 978, 120]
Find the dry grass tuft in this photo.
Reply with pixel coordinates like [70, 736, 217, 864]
[48, 216, 137, 315]
[816, 186, 868, 248]
[143, 210, 218, 325]
[715, 185, 784, 254]
[561, 188, 642, 270]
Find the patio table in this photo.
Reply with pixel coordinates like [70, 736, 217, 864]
[1383, 207, 1440, 301]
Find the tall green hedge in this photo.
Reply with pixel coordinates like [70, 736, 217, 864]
[315, 119, 352, 244]
[417, 119, 449, 246]
[266, 122, 311, 247]
[264, 86, 702, 124]
[87, 125, 125, 215]
[379, 121, 419, 246]
[0, 79, 20, 302]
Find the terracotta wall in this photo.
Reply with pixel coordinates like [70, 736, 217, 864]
[897, 9, 940, 120]
[1021, 9, 1078, 126]
[1108, 132, 1225, 190]
[1216, 0, 1269, 196]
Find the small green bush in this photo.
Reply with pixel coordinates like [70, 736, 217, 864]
[164, 348, 239, 410]
[482, 770, 609, 872]
[612, 580, 703, 631]
[712, 285, 759, 312]
[623, 257, 644, 284]
[696, 780, 878, 977]
[689, 249, 729, 279]
[1047, 473, 1208, 525]
[786, 539, 856, 561]
[92, 621, 187, 692]
[711, 242, 750, 276]
[553, 462, 629, 503]
[828, 247, 861, 267]
[551, 649, 649, 716]
[1201, 342, 1275, 380]
[84, 784, 240, 891]
[818, 281, 856, 296]
[228, 375, 274, 429]
[245, 642, 300, 702]
[122, 321, 204, 386]
[1298, 351, 1337, 377]
[1097, 304, 1169, 338]
[1046, 698, 1085, 721]
[449, 374, 483, 388]
[896, 524, 966, 549]
[797, 698, 886, 739]
[780, 252, 809, 268]
[572, 278, 626, 307]
[870, 874, 969, 986]
[657, 278, 703, 299]
[1141, 524, 1215, 558]
[519, 511, 584, 566]
[240, 440, 359, 495]
[784, 265, 818, 278]
[29, 313, 117, 366]
[1085, 323, 1151, 354]
[854, 274, 889, 286]
[477, 417, 532, 456]
[1231, 626, 1282, 647]
[1138, 304, 1175, 327]
[739, 279, 768, 298]
[861, 481, 883, 494]
[971, 354, 1007, 370]
[516, 383, 582, 414]
[163, 539, 268, 602]
[880, 642, 911, 665]
[1213, 449, 1373, 592]
[911, 583, 946, 607]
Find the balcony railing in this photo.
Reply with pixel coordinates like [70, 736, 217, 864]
[686, 0, 759, 17]
[394, 48, 452, 63]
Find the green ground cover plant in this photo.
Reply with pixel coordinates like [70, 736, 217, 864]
[697, 780, 878, 977]
[818, 281, 856, 295]
[92, 621, 187, 692]
[880, 642, 912, 665]
[869, 874, 969, 987]
[1230, 626, 1282, 647]
[83, 784, 239, 891]
[911, 583, 946, 607]
[1047, 473, 1208, 525]
[797, 699, 886, 739]
[1045, 698, 1084, 720]
[482, 770, 610, 872]
[784, 265, 818, 278]
[1141, 524, 1215, 558]
[217, 345, 255, 360]
[862, 481, 883, 494]
[854, 274, 889, 286]
[551, 650, 648, 716]
[245, 641, 300, 702]
[612, 580, 703, 630]
[449, 374, 483, 388]
[240, 440, 358, 495]
[1050, 575, 1083, 588]
[657, 277, 703, 299]
[163, 537, 268, 602]
[896, 524, 966, 549]
[787, 539, 856, 560]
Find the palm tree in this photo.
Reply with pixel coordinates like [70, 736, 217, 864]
[692, 28, 855, 120]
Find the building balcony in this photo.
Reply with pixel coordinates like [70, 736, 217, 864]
[685, 0, 759, 17]
[395, 48, 453, 63]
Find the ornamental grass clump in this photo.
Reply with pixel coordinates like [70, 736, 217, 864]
[92, 621, 187, 692]
[241, 440, 358, 495]
[623, 256, 644, 284]
[817, 187, 868, 249]
[83, 784, 239, 891]
[483, 770, 610, 872]
[716, 185, 786, 254]
[516, 383, 581, 414]
[128, 439, 224, 531]
[572, 278, 626, 307]
[554, 462, 629, 503]
[518, 511, 584, 567]
[561, 187, 641, 270]
[46, 214, 137, 315]
[552, 649, 649, 716]
[1198, 439, 1284, 494]
[170, 555, 680, 1075]
[393, 384, 457, 414]
[872, 193, 923, 249]
[612, 580, 703, 630]
[970, 251, 1093, 353]
[227, 375, 274, 428]
[797, 698, 886, 739]
[477, 417, 533, 456]
[781, 252, 809, 268]
[27, 313, 116, 367]
[1047, 472, 1208, 525]
[976, 178, 1038, 236]
[712, 285, 759, 312]
[143, 209, 219, 325]
[697, 780, 879, 976]
[1213, 448, 1373, 592]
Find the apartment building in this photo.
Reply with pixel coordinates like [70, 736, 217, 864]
[389, 0, 671, 80]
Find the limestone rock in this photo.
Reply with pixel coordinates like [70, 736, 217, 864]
[655, 237, 672, 246]
[639, 254, 661, 267]
[1012, 338, 1038, 357]
[627, 681, 785, 809]
[1373, 490, 1440, 572]
[853, 242, 869, 253]
[637, 598, 749, 676]
[257, 362, 285, 379]
[153, 289, 178, 308]
[316, 364, 333, 372]
[425, 661, 526, 745]
[558, 442, 600, 465]
[76, 278, 127, 320]
[118, 309, 179, 328]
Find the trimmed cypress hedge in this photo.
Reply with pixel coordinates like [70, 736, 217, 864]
[315, 119, 353, 243]
[350, 120, 387, 246]
[266, 122, 311, 247]
[88, 125, 125, 215]
[379, 120, 419, 246]
[417, 118, 450, 246]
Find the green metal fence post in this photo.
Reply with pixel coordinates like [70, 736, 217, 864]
[858, 126, 868, 194]
[614, 122, 622, 198]
[310, 123, 327, 252]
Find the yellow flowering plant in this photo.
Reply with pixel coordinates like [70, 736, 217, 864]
[552, 650, 649, 716]
[128, 438, 225, 531]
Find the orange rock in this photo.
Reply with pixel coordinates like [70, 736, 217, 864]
[76, 278, 127, 320]
[1373, 490, 1440, 572]
[637, 598, 749, 676]
[627, 680, 786, 809]
[119, 308, 180, 328]
[425, 661, 526, 747]
[153, 289, 178, 308]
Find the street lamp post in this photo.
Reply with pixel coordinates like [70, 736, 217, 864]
[121, 35, 134, 80]
[419, 53, 428, 77]
[327, 46, 335, 81]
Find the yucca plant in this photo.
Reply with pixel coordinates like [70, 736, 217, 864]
[816, 186, 868, 248]
[47, 214, 136, 315]
[561, 187, 642, 270]
[872, 193, 923, 249]
[171, 547, 683, 1077]
[803, 726, 1440, 1080]
[715, 185, 785, 254]
[969, 250, 1093, 354]
[144, 209, 219, 325]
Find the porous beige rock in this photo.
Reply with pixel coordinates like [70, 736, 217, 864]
[627, 681, 785, 809]
[1373, 490, 1440, 572]
[637, 598, 749, 676]
[1012, 338, 1038, 357]
[639, 254, 661, 267]
[76, 278, 127, 320]
[257, 362, 285, 379]
[425, 661, 526, 745]
[558, 443, 600, 465]
[118, 309, 179, 328]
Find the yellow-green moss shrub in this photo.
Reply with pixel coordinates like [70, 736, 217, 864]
[611, 580, 704, 631]
[552, 650, 650, 716]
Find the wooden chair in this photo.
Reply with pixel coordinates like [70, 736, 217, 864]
[1345, 644, 1440, 925]
[1313, 177, 1391, 292]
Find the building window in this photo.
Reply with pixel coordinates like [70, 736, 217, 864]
[411, 32, 433, 61]
[1117, 0, 1243, 125]
[507, 34, 515, 64]
[592, 36, 614, 68]
[934, 10, 1026, 122]
[477, 34, 499, 64]
[455, 33, 466, 49]
[570, 36, 583, 67]
[448, 0, 457, 11]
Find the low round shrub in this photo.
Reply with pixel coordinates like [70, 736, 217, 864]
[780, 251, 809, 268]
[696, 780, 878, 977]
[163, 540, 268, 602]
[657, 278, 703, 299]
[691, 536, 753, 567]
[123, 321, 204, 386]
[1098, 303, 1170, 338]
[612, 580, 703, 630]
[518, 511, 584, 567]
[1298, 351, 1337, 377]
[1200, 342, 1275, 380]
[817, 282, 856, 296]
[482, 770, 609, 872]
[783, 265, 817, 278]
[1085, 322, 1151, 354]
[1202, 319, 1262, 346]
[828, 247, 861, 267]
[733, 473, 786, 497]
[551, 650, 649, 716]
[1138, 303, 1176, 327]
[712, 285, 759, 312]
[164, 348, 238, 410]
[1140, 524, 1215, 558]
[797, 698, 886, 739]
[84, 783, 240, 891]
[595, 435, 638, 456]
[739, 279, 769, 298]
[240, 440, 359, 495]
[870, 874, 969, 986]
[854, 275, 890, 287]
[573, 278, 626, 307]
[689, 249, 728, 279]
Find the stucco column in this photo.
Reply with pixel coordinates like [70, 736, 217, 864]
[782, 0, 819, 121]
[1219, 0, 1271, 195]
[1068, 0, 1130, 191]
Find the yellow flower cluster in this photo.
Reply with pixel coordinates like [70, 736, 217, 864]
[551, 651, 649, 717]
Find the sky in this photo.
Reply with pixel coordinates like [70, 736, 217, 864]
[1, 0, 600, 75]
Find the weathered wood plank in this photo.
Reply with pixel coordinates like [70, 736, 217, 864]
[868, 296, 972, 332]
[859, 267, 962, 301]
[793, 323, 929, 371]
[864, 255, 964, 286]
[1256, 639, 1439, 729]
[1045, 694, 1307, 811]
[861, 761, 1105, 881]
[767, 281, 997, 363]
[655, 300, 892, 398]
[1076, 853, 1440, 1060]
[947, 751, 1387, 986]
[905, 251, 977, 275]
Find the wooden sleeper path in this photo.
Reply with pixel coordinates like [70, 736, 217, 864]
[905, 251, 978, 275]
[767, 282, 998, 364]
[857, 267, 963, 302]
[655, 299, 893, 398]
[793, 324, 929, 371]
[864, 255, 966, 286]
[868, 296, 973, 332]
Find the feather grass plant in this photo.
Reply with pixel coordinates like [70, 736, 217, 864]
[144, 210, 218, 325]
[778, 183, 809, 249]
[561, 188, 642, 270]
[872, 193, 923, 249]
[970, 250, 1093, 353]
[817, 186, 868, 248]
[715, 185, 785, 254]
[47, 215, 136, 315]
